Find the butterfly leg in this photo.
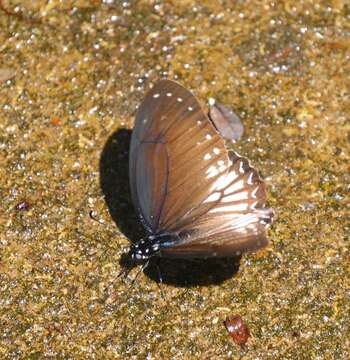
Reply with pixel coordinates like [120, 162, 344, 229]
[117, 267, 128, 279]
[130, 259, 150, 286]
[117, 253, 136, 279]
[152, 257, 165, 300]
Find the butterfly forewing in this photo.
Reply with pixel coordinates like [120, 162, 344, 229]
[130, 80, 230, 233]
[133, 141, 169, 232]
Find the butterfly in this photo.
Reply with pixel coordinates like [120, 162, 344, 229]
[127, 80, 273, 265]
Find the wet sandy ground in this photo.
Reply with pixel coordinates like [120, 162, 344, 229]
[0, 1, 349, 358]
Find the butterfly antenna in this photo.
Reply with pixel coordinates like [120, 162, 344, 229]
[117, 266, 132, 279]
[89, 210, 105, 225]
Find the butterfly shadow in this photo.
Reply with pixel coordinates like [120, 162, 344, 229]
[100, 128, 241, 287]
[144, 256, 241, 287]
[99, 128, 144, 244]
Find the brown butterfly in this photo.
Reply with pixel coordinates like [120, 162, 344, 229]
[128, 80, 273, 264]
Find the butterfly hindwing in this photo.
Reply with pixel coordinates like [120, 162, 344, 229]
[161, 151, 274, 258]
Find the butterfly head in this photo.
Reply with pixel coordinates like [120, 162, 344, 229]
[128, 235, 161, 262]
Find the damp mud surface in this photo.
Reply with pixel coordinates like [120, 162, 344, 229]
[0, 1, 349, 359]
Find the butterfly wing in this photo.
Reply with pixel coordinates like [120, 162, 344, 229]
[208, 103, 244, 142]
[130, 80, 273, 257]
[160, 151, 274, 258]
[129, 80, 230, 233]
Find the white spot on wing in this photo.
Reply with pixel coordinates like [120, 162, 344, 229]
[247, 172, 254, 185]
[206, 134, 212, 140]
[233, 151, 243, 158]
[206, 165, 220, 178]
[216, 171, 239, 191]
[252, 186, 259, 198]
[239, 161, 244, 174]
[251, 201, 258, 209]
[153, 93, 160, 98]
[221, 191, 249, 202]
[204, 153, 211, 160]
[166, 92, 172, 97]
[213, 147, 220, 155]
[177, 97, 183, 102]
[206, 165, 216, 174]
[188, 106, 193, 111]
[210, 203, 248, 213]
[203, 192, 221, 203]
[224, 179, 245, 195]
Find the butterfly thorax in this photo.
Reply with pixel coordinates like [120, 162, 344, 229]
[128, 232, 179, 261]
